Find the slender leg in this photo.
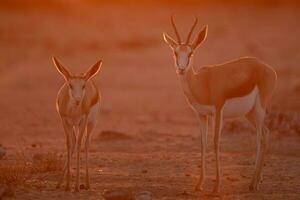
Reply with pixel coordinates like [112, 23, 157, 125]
[250, 123, 267, 191]
[213, 110, 222, 193]
[246, 111, 259, 183]
[58, 119, 73, 191]
[74, 118, 87, 192]
[250, 122, 262, 191]
[57, 127, 76, 189]
[263, 125, 270, 154]
[247, 111, 270, 185]
[84, 121, 95, 189]
[258, 125, 269, 183]
[195, 115, 208, 191]
[249, 99, 267, 191]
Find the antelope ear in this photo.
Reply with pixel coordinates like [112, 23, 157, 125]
[163, 32, 178, 49]
[52, 57, 70, 80]
[191, 25, 208, 50]
[84, 60, 102, 80]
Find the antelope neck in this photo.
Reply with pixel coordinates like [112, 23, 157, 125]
[176, 66, 194, 96]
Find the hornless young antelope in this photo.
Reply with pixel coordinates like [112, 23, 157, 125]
[52, 57, 101, 192]
[163, 16, 277, 193]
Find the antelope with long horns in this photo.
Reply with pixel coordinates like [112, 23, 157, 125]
[163, 16, 277, 193]
[52, 57, 101, 192]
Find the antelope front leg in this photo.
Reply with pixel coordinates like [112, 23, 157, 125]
[84, 121, 96, 189]
[74, 118, 87, 192]
[213, 110, 223, 194]
[195, 115, 208, 191]
[59, 119, 73, 191]
[57, 128, 76, 189]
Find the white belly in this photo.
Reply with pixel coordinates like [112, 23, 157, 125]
[223, 86, 258, 118]
[189, 86, 258, 118]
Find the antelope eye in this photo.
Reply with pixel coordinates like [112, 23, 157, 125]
[82, 85, 85, 89]
[69, 84, 73, 89]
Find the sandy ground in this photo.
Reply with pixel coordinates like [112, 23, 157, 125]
[0, 1, 299, 199]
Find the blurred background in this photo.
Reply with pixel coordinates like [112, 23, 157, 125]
[0, 0, 299, 131]
[0, 1, 299, 199]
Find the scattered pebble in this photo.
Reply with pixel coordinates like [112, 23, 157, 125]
[135, 191, 153, 200]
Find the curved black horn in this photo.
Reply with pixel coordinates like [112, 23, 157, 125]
[171, 15, 181, 44]
[186, 17, 198, 44]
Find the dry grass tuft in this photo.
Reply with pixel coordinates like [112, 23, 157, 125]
[0, 152, 63, 186]
[32, 152, 63, 173]
[0, 163, 29, 186]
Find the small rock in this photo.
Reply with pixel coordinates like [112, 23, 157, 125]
[0, 147, 6, 160]
[103, 189, 133, 200]
[141, 169, 148, 174]
[135, 191, 153, 200]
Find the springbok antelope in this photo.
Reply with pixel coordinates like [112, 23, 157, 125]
[52, 57, 101, 192]
[163, 16, 277, 193]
